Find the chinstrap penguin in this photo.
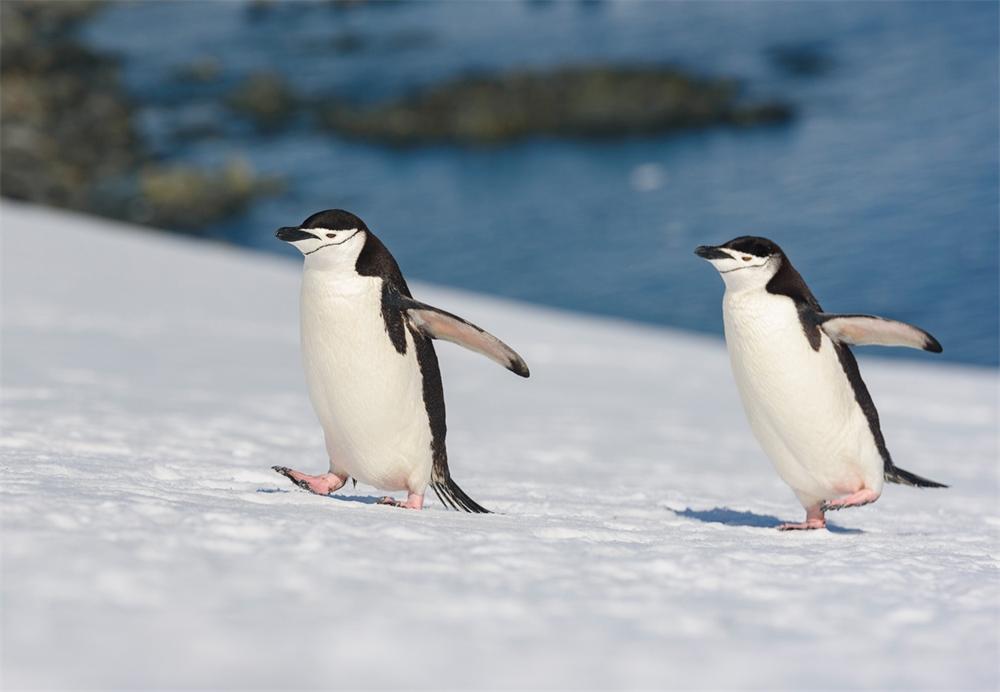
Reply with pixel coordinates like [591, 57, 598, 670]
[273, 209, 529, 512]
[695, 236, 946, 530]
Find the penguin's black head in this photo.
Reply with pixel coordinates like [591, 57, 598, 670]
[695, 236, 784, 288]
[276, 209, 369, 260]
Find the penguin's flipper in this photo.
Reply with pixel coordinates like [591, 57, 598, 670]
[397, 296, 530, 377]
[817, 314, 942, 353]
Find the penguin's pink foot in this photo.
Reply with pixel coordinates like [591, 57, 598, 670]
[778, 518, 827, 531]
[778, 504, 826, 531]
[821, 488, 880, 512]
[377, 493, 424, 510]
[272, 466, 345, 496]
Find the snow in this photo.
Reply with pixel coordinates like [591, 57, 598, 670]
[2, 201, 998, 690]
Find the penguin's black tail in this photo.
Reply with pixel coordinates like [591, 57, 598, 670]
[430, 478, 491, 513]
[885, 464, 948, 488]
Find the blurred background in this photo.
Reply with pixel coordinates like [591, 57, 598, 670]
[3, 0, 997, 366]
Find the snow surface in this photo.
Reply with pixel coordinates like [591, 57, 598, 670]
[2, 201, 998, 690]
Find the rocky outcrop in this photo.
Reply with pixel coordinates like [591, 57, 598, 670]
[132, 160, 283, 232]
[322, 66, 793, 144]
[0, 1, 281, 233]
[1, 1, 140, 210]
[225, 71, 298, 131]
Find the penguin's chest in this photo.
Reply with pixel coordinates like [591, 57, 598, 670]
[722, 292, 878, 497]
[300, 274, 433, 491]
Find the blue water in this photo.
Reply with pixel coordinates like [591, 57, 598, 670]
[85, 1, 999, 366]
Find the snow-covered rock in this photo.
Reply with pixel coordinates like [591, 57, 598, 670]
[2, 201, 997, 689]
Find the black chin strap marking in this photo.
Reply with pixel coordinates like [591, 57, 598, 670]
[304, 230, 361, 255]
[719, 256, 771, 274]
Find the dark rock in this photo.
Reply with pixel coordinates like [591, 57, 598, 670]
[330, 31, 367, 54]
[325, 0, 403, 10]
[225, 71, 298, 131]
[172, 56, 223, 84]
[321, 66, 794, 145]
[384, 29, 436, 53]
[766, 42, 833, 77]
[316, 28, 434, 56]
[131, 160, 283, 232]
[244, 0, 277, 22]
[170, 120, 227, 142]
[0, 0, 103, 50]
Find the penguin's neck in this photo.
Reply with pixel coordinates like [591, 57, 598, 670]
[304, 264, 373, 296]
[724, 284, 771, 309]
[722, 285, 797, 345]
[299, 265, 385, 355]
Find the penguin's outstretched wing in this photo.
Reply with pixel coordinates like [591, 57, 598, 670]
[817, 314, 942, 353]
[393, 294, 530, 377]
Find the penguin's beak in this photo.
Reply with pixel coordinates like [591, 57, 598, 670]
[695, 245, 731, 260]
[276, 227, 319, 243]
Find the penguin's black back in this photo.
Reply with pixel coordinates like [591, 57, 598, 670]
[356, 229, 412, 297]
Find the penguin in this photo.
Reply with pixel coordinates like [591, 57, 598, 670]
[273, 209, 529, 512]
[695, 236, 946, 530]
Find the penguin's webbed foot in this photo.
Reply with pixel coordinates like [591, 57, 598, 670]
[778, 503, 826, 531]
[777, 519, 827, 531]
[377, 493, 424, 510]
[272, 466, 346, 496]
[821, 488, 880, 512]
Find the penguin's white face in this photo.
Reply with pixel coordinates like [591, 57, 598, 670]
[277, 209, 371, 273]
[695, 237, 782, 292]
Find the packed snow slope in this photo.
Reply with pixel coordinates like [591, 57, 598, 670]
[2, 202, 998, 691]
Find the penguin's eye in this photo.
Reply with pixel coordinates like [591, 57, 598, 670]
[742, 256, 752, 262]
[326, 233, 336, 238]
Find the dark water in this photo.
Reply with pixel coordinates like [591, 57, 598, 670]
[85, 1, 999, 366]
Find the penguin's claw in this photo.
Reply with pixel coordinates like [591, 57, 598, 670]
[271, 466, 345, 496]
[821, 499, 874, 512]
[820, 488, 881, 513]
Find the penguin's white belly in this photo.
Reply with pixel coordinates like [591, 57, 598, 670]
[300, 274, 433, 492]
[723, 292, 883, 503]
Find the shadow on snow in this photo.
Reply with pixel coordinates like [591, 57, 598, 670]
[671, 507, 863, 534]
[256, 487, 381, 505]
[255, 491, 863, 530]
